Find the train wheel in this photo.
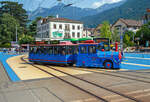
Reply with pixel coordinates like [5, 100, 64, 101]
[68, 63, 73, 66]
[104, 60, 113, 69]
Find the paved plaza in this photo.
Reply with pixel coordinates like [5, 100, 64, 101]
[0, 52, 150, 102]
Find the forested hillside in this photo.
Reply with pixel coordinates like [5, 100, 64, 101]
[81, 0, 150, 27]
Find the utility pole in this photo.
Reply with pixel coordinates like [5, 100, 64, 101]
[16, 25, 18, 43]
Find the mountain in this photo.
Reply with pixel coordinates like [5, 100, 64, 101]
[28, 1, 126, 20]
[28, 3, 97, 20]
[4, 0, 125, 11]
[96, 0, 126, 13]
[81, 0, 150, 27]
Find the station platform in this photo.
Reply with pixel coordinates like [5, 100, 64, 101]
[6, 55, 91, 81]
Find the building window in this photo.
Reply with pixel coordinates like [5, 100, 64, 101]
[72, 25, 75, 30]
[133, 26, 137, 29]
[53, 24, 56, 29]
[72, 32, 75, 38]
[45, 25, 46, 30]
[65, 24, 70, 30]
[42, 26, 44, 30]
[46, 31, 49, 38]
[77, 32, 80, 38]
[47, 24, 49, 29]
[59, 24, 62, 29]
[77, 25, 80, 30]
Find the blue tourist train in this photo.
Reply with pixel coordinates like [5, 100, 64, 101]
[28, 40, 123, 69]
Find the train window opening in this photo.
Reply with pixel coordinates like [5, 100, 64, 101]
[104, 44, 110, 51]
[36, 47, 40, 54]
[97, 45, 104, 51]
[45, 47, 49, 54]
[60, 46, 66, 55]
[97, 44, 110, 51]
[66, 46, 73, 55]
[57, 46, 62, 55]
[54, 46, 58, 55]
[88, 46, 97, 54]
[33, 47, 37, 54]
[40, 46, 44, 54]
[80, 46, 87, 54]
[72, 46, 78, 54]
[48, 46, 53, 55]
[29, 47, 34, 53]
[43, 47, 47, 54]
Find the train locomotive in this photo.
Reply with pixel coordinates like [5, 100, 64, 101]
[28, 40, 123, 69]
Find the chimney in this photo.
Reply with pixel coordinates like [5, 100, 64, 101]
[56, 14, 59, 18]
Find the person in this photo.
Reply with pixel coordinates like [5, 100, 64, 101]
[3, 48, 6, 53]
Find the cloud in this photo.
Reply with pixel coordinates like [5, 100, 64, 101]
[92, 2, 103, 8]
[92, 0, 122, 8]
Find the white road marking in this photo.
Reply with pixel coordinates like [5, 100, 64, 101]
[122, 62, 150, 67]
[125, 57, 150, 60]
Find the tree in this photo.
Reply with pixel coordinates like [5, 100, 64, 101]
[100, 21, 112, 40]
[19, 35, 34, 44]
[0, 13, 20, 46]
[123, 31, 134, 46]
[136, 22, 150, 46]
[28, 16, 42, 37]
[112, 28, 120, 43]
[0, 1, 28, 27]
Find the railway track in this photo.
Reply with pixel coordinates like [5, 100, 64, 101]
[21, 57, 107, 102]
[67, 67, 150, 84]
[21, 57, 141, 102]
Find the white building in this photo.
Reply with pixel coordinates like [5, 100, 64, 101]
[83, 28, 95, 38]
[36, 17, 84, 41]
[111, 18, 142, 34]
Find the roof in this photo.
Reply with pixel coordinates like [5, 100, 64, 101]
[40, 17, 83, 24]
[119, 18, 142, 27]
[142, 14, 150, 19]
[29, 43, 78, 46]
[78, 38, 93, 41]
[63, 38, 78, 41]
[84, 28, 95, 31]
[79, 43, 98, 45]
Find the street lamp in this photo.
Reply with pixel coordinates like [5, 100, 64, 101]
[117, 25, 123, 51]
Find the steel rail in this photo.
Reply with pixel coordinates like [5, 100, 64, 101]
[21, 57, 108, 102]
[46, 65, 141, 102]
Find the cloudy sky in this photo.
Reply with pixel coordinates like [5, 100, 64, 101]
[72, 0, 123, 8]
[0, 0, 123, 10]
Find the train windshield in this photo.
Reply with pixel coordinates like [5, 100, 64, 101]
[97, 43, 110, 51]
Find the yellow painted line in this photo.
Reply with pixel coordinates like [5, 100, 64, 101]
[135, 93, 150, 98]
[127, 89, 150, 95]
[7, 55, 52, 80]
[52, 66, 92, 75]
[70, 98, 98, 102]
